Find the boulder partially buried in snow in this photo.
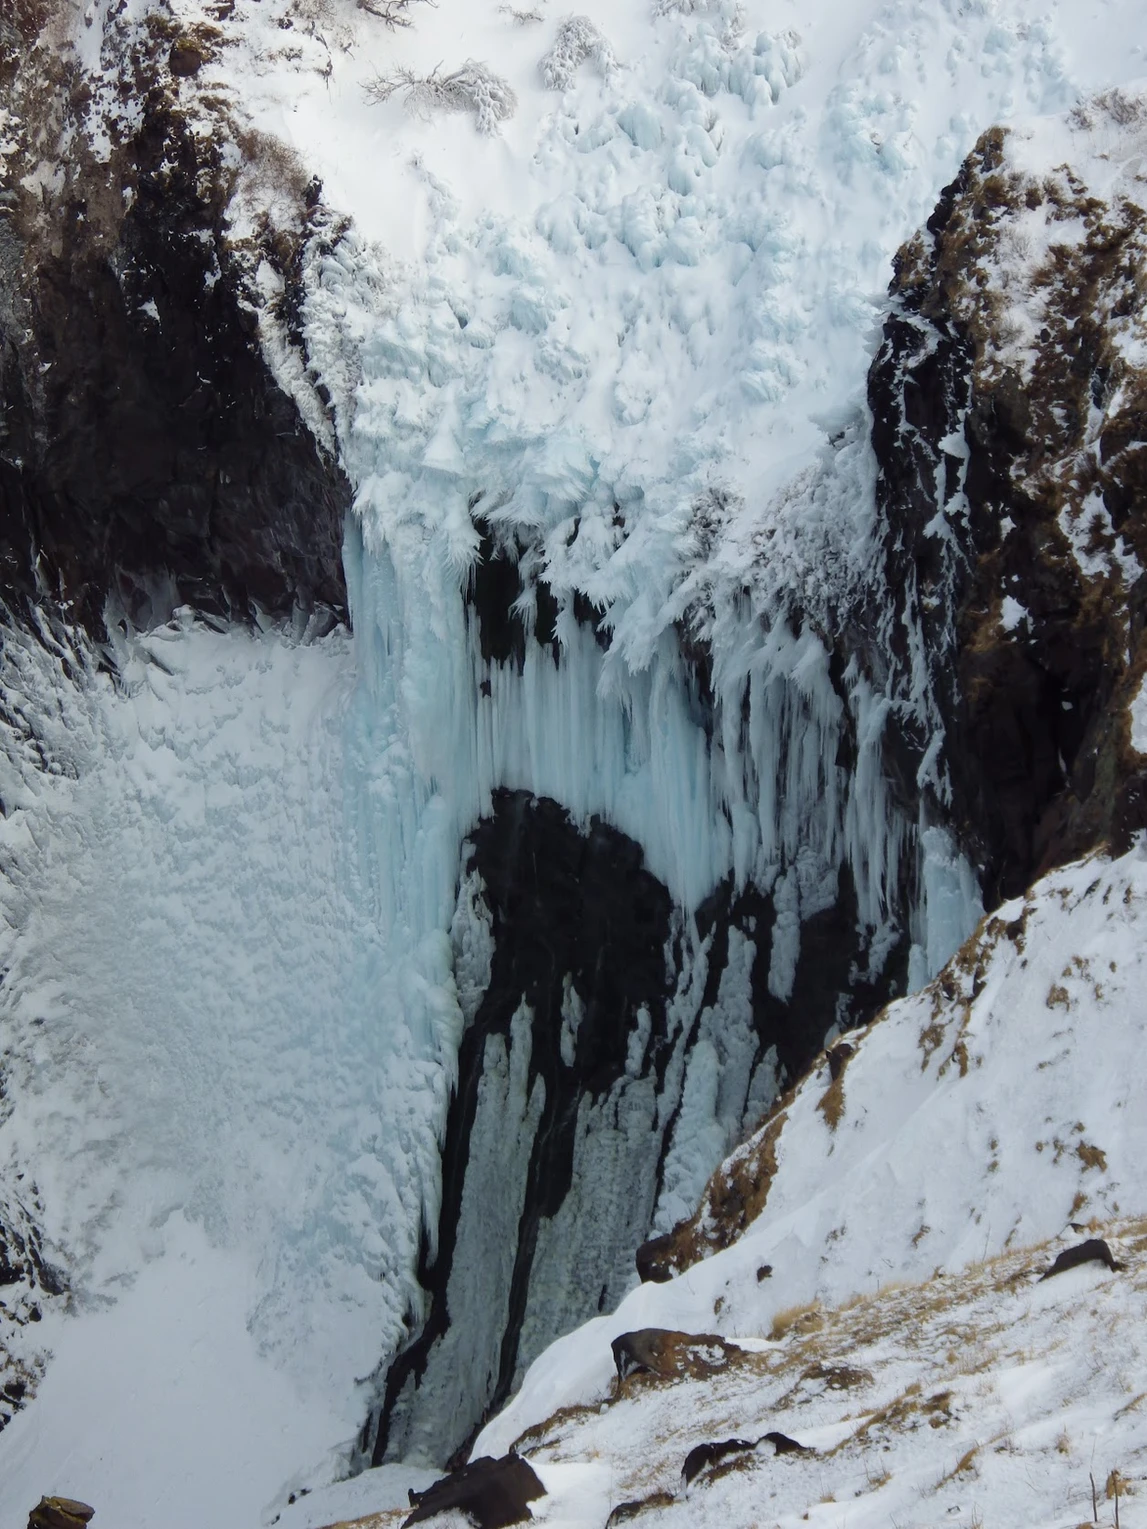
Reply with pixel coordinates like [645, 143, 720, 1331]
[1040, 1237, 1123, 1280]
[402, 1454, 545, 1527]
[611, 1330, 746, 1387]
[26, 1500, 94, 1529]
[682, 1432, 812, 1486]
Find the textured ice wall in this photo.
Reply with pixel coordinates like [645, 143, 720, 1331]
[295, 0, 1072, 988]
[0, 610, 459, 1416]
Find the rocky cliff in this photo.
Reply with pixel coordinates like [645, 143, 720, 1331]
[0, 1, 348, 633]
[636, 95, 1147, 1282]
[870, 98, 1147, 906]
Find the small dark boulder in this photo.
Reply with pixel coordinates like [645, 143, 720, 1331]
[634, 1230, 678, 1284]
[682, 1431, 813, 1487]
[682, 1439, 756, 1485]
[827, 1042, 854, 1081]
[611, 1329, 743, 1386]
[760, 1430, 812, 1456]
[604, 1490, 677, 1524]
[756, 1263, 773, 1282]
[403, 1454, 545, 1528]
[168, 36, 208, 75]
[1039, 1238, 1122, 1282]
[27, 1499, 94, 1529]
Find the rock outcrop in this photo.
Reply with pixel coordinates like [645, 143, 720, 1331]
[869, 99, 1147, 905]
[623, 97, 1147, 1284]
[0, 1188, 64, 1439]
[0, 1, 349, 636]
[27, 1498, 94, 1529]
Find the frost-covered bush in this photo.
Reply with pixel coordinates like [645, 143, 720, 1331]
[365, 60, 518, 134]
[652, 0, 721, 14]
[653, 0, 747, 36]
[539, 16, 615, 90]
[356, 0, 434, 25]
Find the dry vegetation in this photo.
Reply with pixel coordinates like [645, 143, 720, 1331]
[441, 1215, 1146, 1529]
[355, 0, 433, 24]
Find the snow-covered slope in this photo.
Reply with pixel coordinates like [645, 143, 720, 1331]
[455, 842, 1147, 1526]
[478, 842, 1147, 1454]
[303, 1218, 1147, 1529]
[280, 839, 1147, 1528]
[0, 610, 478, 1519]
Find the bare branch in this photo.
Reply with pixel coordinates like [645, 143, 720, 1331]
[355, 0, 434, 28]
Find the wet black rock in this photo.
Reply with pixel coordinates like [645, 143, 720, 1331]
[365, 790, 903, 1464]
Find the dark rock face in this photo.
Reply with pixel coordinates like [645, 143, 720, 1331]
[364, 790, 904, 1466]
[0, 18, 349, 636]
[367, 791, 677, 1466]
[403, 1455, 544, 1528]
[465, 515, 608, 669]
[869, 120, 1147, 905]
[1039, 1238, 1122, 1281]
[0, 2, 348, 1447]
[0, 1187, 64, 1436]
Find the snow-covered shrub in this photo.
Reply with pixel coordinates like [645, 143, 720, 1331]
[539, 16, 615, 90]
[365, 60, 517, 134]
[653, 0, 747, 42]
[652, 0, 721, 15]
[356, 0, 434, 25]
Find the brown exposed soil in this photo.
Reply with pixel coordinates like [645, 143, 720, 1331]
[611, 1329, 748, 1392]
[634, 1098, 791, 1282]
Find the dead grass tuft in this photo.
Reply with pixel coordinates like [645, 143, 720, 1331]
[939, 1444, 980, 1484]
[817, 1072, 846, 1131]
[770, 1300, 824, 1341]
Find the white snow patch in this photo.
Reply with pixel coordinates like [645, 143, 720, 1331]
[0, 1217, 347, 1529]
[999, 594, 1028, 632]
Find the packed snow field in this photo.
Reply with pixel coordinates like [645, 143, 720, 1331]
[2, 0, 1147, 1524]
